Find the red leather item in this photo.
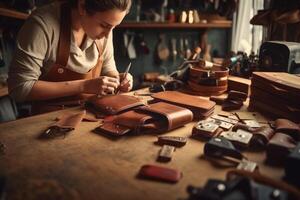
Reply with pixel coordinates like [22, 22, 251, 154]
[88, 95, 144, 115]
[139, 164, 182, 183]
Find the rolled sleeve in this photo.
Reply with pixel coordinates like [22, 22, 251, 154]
[8, 16, 50, 102]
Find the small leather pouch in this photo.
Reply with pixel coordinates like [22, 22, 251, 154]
[266, 132, 297, 165]
[96, 102, 193, 136]
[88, 95, 144, 115]
[151, 91, 215, 119]
[275, 119, 300, 140]
[138, 164, 182, 183]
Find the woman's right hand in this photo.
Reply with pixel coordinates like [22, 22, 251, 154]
[83, 76, 119, 95]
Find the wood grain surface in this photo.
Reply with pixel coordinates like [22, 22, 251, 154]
[0, 93, 283, 200]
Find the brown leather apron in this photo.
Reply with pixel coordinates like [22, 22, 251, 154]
[31, 3, 103, 115]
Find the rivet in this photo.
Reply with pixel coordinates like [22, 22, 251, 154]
[57, 68, 64, 74]
[217, 183, 226, 191]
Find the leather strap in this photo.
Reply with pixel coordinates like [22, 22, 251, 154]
[190, 66, 229, 78]
[56, 2, 71, 68]
[188, 66, 229, 96]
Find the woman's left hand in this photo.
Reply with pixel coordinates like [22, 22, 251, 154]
[118, 72, 133, 92]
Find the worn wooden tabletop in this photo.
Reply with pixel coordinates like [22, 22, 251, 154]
[0, 91, 283, 200]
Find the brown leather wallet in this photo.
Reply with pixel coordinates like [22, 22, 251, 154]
[88, 94, 144, 115]
[96, 102, 193, 136]
[275, 118, 300, 140]
[151, 91, 215, 119]
[266, 132, 297, 165]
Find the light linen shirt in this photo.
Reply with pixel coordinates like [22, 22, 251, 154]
[8, 2, 117, 102]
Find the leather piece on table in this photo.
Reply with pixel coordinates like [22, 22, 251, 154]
[251, 86, 300, 109]
[96, 102, 193, 136]
[187, 81, 228, 96]
[87, 94, 144, 115]
[53, 110, 86, 129]
[151, 91, 215, 119]
[249, 99, 300, 123]
[266, 132, 297, 165]
[136, 102, 193, 131]
[138, 164, 182, 183]
[228, 76, 251, 96]
[221, 99, 243, 111]
[251, 72, 300, 102]
[233, 123, 275, 147]
[227, 90, 247, 101]
[275, 118, 300, 140]
[249, 96, 300, 122]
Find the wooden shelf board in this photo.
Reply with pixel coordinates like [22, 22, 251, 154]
[118, 21, 232, 29]
[0, 7, 29, 20]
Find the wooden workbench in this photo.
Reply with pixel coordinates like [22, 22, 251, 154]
[0, 91, 284, 200]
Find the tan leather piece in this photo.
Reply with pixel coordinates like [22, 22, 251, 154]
[151, 91, 215, 119]
[88, 95, 144, 115]
[188, 81, 227, 96]
[53, 110, 86, 129]
[136, 102, 193, 131]
[96, 102, 193, 136]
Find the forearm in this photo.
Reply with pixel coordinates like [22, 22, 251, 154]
[104, 70, 119, 78]
[27, 80, 85, 101]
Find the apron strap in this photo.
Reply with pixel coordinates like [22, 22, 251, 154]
[56, 3, 71, 68]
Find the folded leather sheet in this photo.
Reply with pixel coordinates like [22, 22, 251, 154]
[151, 91, 215, 119]
[87, 94, 145, 115]
[96, 102, 193, 136]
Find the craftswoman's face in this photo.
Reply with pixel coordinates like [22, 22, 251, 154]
[80, 8, 126, 40]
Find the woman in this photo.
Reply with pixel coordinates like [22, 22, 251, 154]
[8, 0, 133, 114]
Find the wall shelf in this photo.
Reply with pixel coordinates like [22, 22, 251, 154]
[0, 7, 29, 20]
[118, 21, 232, 29]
